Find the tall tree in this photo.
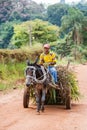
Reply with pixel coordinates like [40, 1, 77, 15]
[76, 3, 87, 16]
[0, 0, 45, 23]
[11, 19, 59, 48]
[0, 22, 14, 48]
[81, 17, 87, 45]
[47, 3, 69, 26]
[61, 7, 84, 44]
[61, 7, 84, 59]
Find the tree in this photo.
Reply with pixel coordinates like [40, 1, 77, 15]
[81, 17, 87, 45]
[47, 3, 69, 26]
[76, 3, 87, 16]
[11, 19, 59, 48]
[61, 7, 85, 60]
[61, 7, 84, 43]
[0, 0, 45, 23]
[0, 22, 14, 48]
[32, 19, 59, 43]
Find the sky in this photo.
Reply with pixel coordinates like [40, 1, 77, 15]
[33, 0, 86, 5]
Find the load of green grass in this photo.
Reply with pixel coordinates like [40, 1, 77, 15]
[30, 66, 81, 104]
[57, 66, 81, 101]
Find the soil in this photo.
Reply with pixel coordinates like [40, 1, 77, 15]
[0, 64, 87, 130]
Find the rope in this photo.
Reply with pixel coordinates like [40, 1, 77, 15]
[25, 65, 59, 89]
[25, 66, 47, 84]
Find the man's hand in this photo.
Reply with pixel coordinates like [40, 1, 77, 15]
[43, 62, 49, 67]
[49, 62, 56, 65]
[43, 62, 56, 67]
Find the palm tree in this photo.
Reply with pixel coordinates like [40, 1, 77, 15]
[61, 7, 84, 59]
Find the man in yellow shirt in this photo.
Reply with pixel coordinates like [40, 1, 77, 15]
[39, 44, 58, 84]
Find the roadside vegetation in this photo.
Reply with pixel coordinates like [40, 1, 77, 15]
[0, 46, 81, 102]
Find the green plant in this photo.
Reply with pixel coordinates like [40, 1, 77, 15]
[57, 66, 81, 101]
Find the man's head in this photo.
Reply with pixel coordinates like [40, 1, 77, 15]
[43, 44, 50, 54]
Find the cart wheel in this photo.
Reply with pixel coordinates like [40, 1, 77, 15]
[23, 87, 30, 108]
[65, 87, 71, 109]
[65, 95, 71, 109]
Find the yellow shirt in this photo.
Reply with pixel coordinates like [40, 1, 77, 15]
[39, 52, 56, 65]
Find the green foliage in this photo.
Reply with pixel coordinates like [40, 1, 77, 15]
[74, 45, 87, 61]
[0, 62, 25, 91]
[45, 88, 57, 105]
[81, 17, 87, 44]
[32, 19, 59, 43]
[0, 47, 43, 91]
[55, 38, 73, 57]
[61, 7, 84, 32]
[0, 22, 14, 48]
[60, 7, 87, 60]
[47, 3, 69, 26]
[0, 62, 24, 80]
[0, 45, 43, 63]
[42, 66, 81, 104]
[0, 0, 45, 23]
[11, 19, 59, 47]
[57, 66, 81, 101]
[0, 1, 87, 63]
[76, 3, 87, 16]
[54, 38, 87, 62]
[67, 71, 81, 100]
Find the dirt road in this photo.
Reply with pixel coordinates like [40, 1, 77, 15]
[0, 64, 87, 130]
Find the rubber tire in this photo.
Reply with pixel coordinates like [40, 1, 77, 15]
[65, 87, 71, 109]
[23, 87, 30, 108]
[65, 95, 71, 109]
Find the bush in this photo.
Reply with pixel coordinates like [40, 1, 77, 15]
[57, 66, 81, 101]
[0, 46, 43, 63]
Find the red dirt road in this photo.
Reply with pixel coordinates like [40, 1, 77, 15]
[0, 64, 87, 130]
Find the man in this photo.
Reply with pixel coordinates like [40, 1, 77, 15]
[39, 44, 58, 84]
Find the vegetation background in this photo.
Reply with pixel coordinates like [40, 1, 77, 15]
[0, 0, 87, 100]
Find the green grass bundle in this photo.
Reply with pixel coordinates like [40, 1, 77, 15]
[57, 66, 81, 101]
[30, 66, 81, 105]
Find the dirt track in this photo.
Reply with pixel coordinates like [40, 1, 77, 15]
[0, 64, 87, 130]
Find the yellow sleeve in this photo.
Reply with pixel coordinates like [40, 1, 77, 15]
[39, 53, 44, 65]
[52, 53, 57, 63]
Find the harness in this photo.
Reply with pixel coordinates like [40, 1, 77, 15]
[25, 66, 48, 84]
[25, 65, 59, 89]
